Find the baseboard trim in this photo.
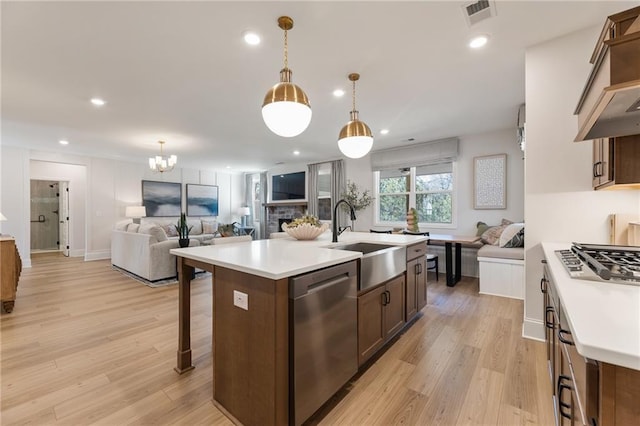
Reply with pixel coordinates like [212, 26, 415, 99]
[85, 250, 110, 261]
[522, 317, 545, 341]
[69, 249, 85, 257]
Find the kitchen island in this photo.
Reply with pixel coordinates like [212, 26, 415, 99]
[170, 231, 428, 426]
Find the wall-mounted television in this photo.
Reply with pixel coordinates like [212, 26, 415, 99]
[271, 171, 306, 201]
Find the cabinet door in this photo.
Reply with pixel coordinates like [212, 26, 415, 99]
[416, 256, 427, 311]
[384, 275, 406, 339]
[405, 258, 418, 322]
[358, 285, 386, 366]
[592, 139, 603, 188]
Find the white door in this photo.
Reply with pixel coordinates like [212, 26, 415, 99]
[59, 181, 69, 256]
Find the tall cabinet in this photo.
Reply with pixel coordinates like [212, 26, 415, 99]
[1, 236, 22, 313]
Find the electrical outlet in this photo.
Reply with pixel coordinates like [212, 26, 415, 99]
[233, 290, 248, 310]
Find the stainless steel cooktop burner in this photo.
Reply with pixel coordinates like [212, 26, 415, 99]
[555, 243, 640, 286]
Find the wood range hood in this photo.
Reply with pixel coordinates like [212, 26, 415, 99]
[574, 6, 640, 142]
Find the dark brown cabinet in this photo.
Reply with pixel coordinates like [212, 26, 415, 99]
[542, 262, 640, 425]
[592, 135, 640, 190]
[357, 274, 405, 366]
[405, 242, 427, 322]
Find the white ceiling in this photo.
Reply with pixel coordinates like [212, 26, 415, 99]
[1, 1, 635, 172]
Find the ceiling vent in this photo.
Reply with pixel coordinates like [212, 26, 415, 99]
[462, 0, 497, 27]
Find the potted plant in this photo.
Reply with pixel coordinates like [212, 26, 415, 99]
[175, 213, 192, 248]
[340, 180, 374, 212]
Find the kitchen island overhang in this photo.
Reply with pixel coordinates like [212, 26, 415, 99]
[170, 232, 428, 425]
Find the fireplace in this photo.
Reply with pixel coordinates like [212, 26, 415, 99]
[264, 202, 307, 236]
[278, 218, 292, 232]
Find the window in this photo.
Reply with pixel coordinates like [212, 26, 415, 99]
[376, 163, 454, 226]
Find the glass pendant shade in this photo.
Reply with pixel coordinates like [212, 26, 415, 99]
[262, 70, 312, 137]
[262, 16, 311, 138]
[338, 112, 374, 159]
[338, 73, 373, 158]
[149, 141, 177, 173]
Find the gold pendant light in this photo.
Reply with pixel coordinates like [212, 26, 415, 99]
[262, 16, 312, 138]
[338, 73, 373, 158]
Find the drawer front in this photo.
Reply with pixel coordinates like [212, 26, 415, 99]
[406, 242, 427, 261]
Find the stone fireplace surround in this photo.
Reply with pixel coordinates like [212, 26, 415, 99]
[265, 202, 308, 236]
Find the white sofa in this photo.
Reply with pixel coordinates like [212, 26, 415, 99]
[111, 221, 200, 282]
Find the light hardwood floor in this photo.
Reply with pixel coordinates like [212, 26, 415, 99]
[1, 253, 554, 425]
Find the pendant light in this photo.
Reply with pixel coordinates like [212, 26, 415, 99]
[262, 16, 312, 138]
[148, 141, 177, 173]
[338, 73, 373, 159]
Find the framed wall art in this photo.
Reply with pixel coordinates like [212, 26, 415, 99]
[186, 184, 219, 216]
[473, 154, 506, 210]
[142, 180, 182, 217]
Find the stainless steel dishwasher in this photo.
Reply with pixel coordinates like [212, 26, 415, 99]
[289, 260, 358, 426]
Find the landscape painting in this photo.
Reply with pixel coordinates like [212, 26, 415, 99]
[142, 180, 182, 217]
[187, 184, 219, 216]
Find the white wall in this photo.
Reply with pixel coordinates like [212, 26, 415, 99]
[344, 128, 526, 234]
[523, 26, 640, 340]
[0, 146, 244, 266]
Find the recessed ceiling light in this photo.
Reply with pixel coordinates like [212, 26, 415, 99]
[380, 129, 389, 135]
[90, 98, 106, 106]
[293, 150, 300, 155]
[226, 166, 232, 169]
[59, 140, 69, 145]
[333, 89, 345, 97]
[469, 35, 489, 49]
[243, 31, 261, 46]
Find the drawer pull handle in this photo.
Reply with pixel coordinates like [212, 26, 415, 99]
[545, 306, 555, 329]
[540, 277, 547, 293]
[558, 328, 574, 346]
[557, 375, 573, 420]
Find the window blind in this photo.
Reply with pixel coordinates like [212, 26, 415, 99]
[370, 137, 459, 171]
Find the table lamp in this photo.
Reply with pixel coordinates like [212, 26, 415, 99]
[238, 207, 250, 227]
[125, 206, 147, 224]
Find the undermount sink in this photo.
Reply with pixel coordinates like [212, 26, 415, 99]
[330, 242, 406, 291]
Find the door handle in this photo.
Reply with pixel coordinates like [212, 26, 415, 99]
[381, 291, 389, 306]
[385, 290, 390, 304]
[540, 277, 547, 293]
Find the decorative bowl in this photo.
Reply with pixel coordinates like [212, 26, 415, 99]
[282, 222, 329, 240]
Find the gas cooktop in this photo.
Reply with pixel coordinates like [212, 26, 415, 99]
[555, 243, 640, 286]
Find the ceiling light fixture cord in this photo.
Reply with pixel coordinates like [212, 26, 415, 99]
[283, 26, 288, 70]
[352, 78, 357, 113]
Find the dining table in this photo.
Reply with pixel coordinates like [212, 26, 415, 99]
[427, 233, 481, 286]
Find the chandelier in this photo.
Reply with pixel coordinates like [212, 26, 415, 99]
[261, 16, 312, 138]
[338, 73, 373, 158]
[149, 141, 177, 173]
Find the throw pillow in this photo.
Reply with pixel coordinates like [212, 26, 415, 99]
[476, 221, 491, 237]
[503, 228, 525, 248]
[138, 224, 168, 243]
[187, 219, 203, 235]
[501, 218, 514, 226]
[126, 223, 140, 233]
[202, 220, 217, 234]
[115, 220, 131, 231]
[481, 224, 508, 245]
[499, 223, 525, 247]
[163, 224, 178, 237]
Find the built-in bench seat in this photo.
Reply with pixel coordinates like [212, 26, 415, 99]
[477, 245, 524, 300]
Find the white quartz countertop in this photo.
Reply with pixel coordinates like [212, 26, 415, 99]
[171, 231, 428, 281]
[542, 242, 640, 370]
